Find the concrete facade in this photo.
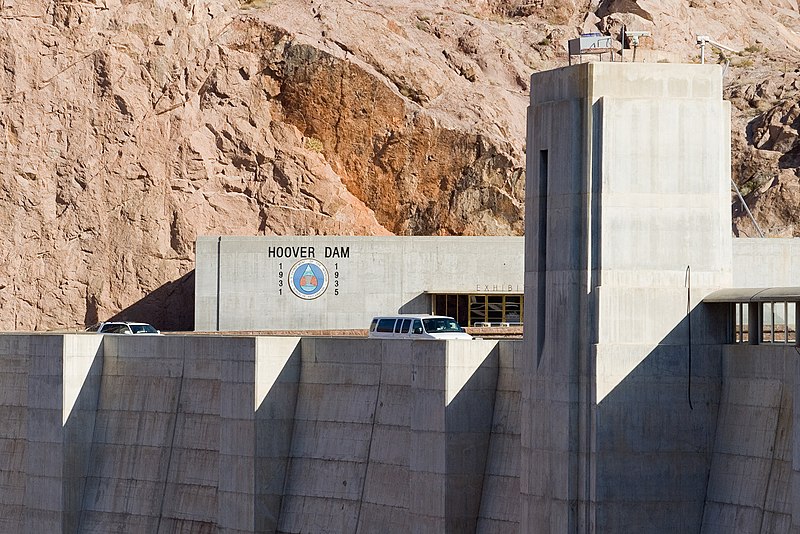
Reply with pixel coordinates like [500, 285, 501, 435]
[2, 331, 799, 533]
[732, 238, 800, 287]
[702, 345, 798, 533]
[194, 234, 798, 334]
[194, 236, 523, 331]
[0, 334, 519, 534]
[78, 335, 260, 532]
[0, 335, 103, 534]
[523, 62, 733, 532]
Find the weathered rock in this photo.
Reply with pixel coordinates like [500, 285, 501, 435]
[597, 0, 654, 22]
[750, 101, 799, 152]
[0, 0, 798, 330]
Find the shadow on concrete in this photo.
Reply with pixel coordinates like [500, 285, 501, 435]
[255, 343, 301, 534]
[63, 342, 104, 534]
[251, 338, 503, 533]
[445, 343, 499, 533]
[592, 303, 728, 532]
[399, 293, 430, 314]
[105, 270, 195, 332]
[700, 343, 795, 533]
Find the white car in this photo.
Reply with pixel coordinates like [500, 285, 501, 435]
[368, 314, 472, 340]
[91, 322, 161, 335]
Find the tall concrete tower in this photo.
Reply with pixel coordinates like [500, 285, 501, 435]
[522, 63, 732, 532]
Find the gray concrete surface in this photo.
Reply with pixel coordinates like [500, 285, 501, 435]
[0, 333, 519, 533]
[476, 341, 523, 533]
[702, 345, 798, 533]
[0, 327, 798, 532]
[277, 337, 501, 533]
[78, 335, 259, 532]
[195, 236, 524, 331]
[732, 238, 800, 288]
[523, 62, 733, 532]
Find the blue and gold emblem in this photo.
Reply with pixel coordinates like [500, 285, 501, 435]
[288, 259, 328, 299]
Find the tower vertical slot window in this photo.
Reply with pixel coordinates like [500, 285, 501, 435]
[537, 150, 549, 360]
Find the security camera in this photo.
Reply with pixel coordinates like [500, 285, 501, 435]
[626, 30, 651, 45]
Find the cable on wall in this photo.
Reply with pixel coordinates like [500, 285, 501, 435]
[686, 265, 694, 410]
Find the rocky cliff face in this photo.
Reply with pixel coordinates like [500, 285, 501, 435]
[0, 0, 798, 330]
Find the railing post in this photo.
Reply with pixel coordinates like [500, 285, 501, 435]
[749, 302, 760, 345]
[795, 302, 800, 347]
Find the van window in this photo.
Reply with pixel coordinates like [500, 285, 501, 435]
[411, 319, 423, 334]
[370, 319, 378, 332]
[422, 317, 464, 333]
[401, 319, 411, 333]
[376, 319, 395, 333]
[394, 320, 404, 333]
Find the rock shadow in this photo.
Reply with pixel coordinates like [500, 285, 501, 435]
[105, 270, 195, 332]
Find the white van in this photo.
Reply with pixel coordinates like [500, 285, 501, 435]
[368, 314, 472, 340]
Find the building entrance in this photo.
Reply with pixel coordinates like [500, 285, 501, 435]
[431, 294, 523, 327]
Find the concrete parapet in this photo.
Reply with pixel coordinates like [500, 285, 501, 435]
[732, 239, 800, 287]
[63, 335, 104, 534]
[277, 338, 381, 534]
[255, 336, 301, 533]
[79, 335, 260, 532]
[0, 336, 56, 533]
[277, 338, 502, 534]
[702, 345, 797, 533]
[0, 335, 103, 534]
[795, 350, 800, 534]
[477, 341, 523, 533]
[0, 334, 522, 533]
[3, 327, 799, 533]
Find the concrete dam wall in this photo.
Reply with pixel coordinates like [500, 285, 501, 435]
[0, 333, 798, 533]
[702, 345, 799, 533]
[0, 334, 522, 533]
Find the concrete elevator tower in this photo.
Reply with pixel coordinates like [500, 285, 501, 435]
[522, 63, 733, 532]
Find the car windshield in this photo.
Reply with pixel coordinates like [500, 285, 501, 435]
[130, 324, 158, 334]
[422, 318, 463, 333]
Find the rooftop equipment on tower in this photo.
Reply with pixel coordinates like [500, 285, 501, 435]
[568, 33, 615, 64]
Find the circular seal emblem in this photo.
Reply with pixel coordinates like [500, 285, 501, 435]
[288, 259, 329, 300]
